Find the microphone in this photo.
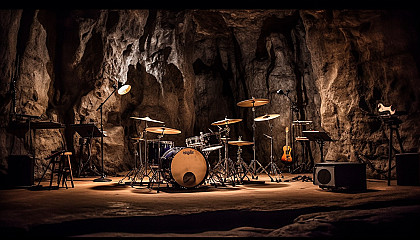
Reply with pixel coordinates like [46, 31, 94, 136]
[276, 89, 284, 95]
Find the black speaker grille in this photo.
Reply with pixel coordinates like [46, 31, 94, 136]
[318, 169, 331, 184]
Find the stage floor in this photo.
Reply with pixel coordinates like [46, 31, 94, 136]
[1, 173, 420, 237]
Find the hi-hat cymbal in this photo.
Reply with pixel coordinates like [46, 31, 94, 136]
[131, 137, 145, 141]
[237, 97, 269, 107]
[255, 113, 280, 122]
[228, 140, 254, 146]
[130, 116, 164, 124]
[145, 126, 181, 135]
[211, 118, 243, 126]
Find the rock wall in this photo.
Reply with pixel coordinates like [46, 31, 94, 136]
[0, 9, 419, 181]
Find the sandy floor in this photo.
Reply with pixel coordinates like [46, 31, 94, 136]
[1, 173, 420, 237]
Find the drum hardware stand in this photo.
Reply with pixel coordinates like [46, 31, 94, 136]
[247, 103, 267, 180]
[206, 147, 225, 187]
[130, 120, 152, 187]
[119, 136, 143, 184]
[147, 133, 169, 193]
[213, 124, 239, 186]
[233, 138, 252, 182]
[261, 121, 283, 182]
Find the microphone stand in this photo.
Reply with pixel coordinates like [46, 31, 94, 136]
[93, 84, 118, 182]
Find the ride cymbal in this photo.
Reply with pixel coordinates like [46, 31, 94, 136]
[254, 113, 280, 121]
[211, 118, 243, 126]
[237, 97, 269, 107]
[145, 126, 181, 135]
[130, 116, 164, 124]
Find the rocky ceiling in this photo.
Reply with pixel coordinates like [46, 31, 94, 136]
[0, 9, 419, 180]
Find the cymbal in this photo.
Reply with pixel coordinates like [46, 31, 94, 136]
[228, 140, 254, 146]
[237, 97, 269, 107]
[255, 113, 280, 122]
[130, 116, 164, 124]
[131, 137, 145, 141]
[145, 126, 181, 135]
[211, 118, 243, 126]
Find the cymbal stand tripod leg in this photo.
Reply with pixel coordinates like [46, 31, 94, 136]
[235, 145, 251, 182]
[219, 125, 238, 186]
[246, 105, 264, 179]
[208, 148, 226, 187]
[130, 122, 149, 187]
[262, 121, 283, 182]
[147, 134, 169, 193]
[119, 139, 142, 184]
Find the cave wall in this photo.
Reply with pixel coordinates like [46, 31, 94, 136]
[0, 9, 419, 180]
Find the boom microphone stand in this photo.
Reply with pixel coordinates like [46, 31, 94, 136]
[94, 81, 131, 182]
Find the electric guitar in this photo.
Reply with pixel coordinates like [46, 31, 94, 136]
[281, 127, 292, 163]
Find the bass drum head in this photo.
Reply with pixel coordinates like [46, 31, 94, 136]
[170, 147, 208, 188]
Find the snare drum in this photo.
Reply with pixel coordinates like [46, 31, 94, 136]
[160, 147, 208, 188]
[185, 135, 202, 148]
[201, 132, 222, 152]
[147, 139, 174, 165]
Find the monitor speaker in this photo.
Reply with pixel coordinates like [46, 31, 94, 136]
[314, 162, 366, 191]
[7, 155, 34, 187]
[396, 153, 420, 186]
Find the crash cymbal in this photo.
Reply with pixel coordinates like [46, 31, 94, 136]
[130, 116, 164, 124]
[211, 118, 243, 126]
[145, 126, 181, 135]
[255, 113, 280, 122]
[228, 140, 254, 146]
[237, 97, 269, 107]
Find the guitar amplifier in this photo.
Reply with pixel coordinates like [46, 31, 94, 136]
[314, 162, 366, 191]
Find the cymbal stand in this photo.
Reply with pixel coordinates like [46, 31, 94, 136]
[148, 133, 168, 193]
[130, 121, 149, 187]
[213, 124, 238, 186]
[261, 121, 283, 182]
[234, 137, 251, 182]
[206, 145, 225, 187]
[246, 104, 269, 179]
[119, 136, 142, 184]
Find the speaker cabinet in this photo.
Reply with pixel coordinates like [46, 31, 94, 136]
[314, 162, 366, 191]
[7, 155, 34, 187]
[396, 153, 420, 186]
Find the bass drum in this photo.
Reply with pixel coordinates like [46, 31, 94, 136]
[161, 147, 208, 188]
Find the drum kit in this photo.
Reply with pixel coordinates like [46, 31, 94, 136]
[119, 97, 286, 191]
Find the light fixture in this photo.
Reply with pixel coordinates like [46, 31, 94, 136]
[94, 80, 131, 182]
[117, 82, 131, 95]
